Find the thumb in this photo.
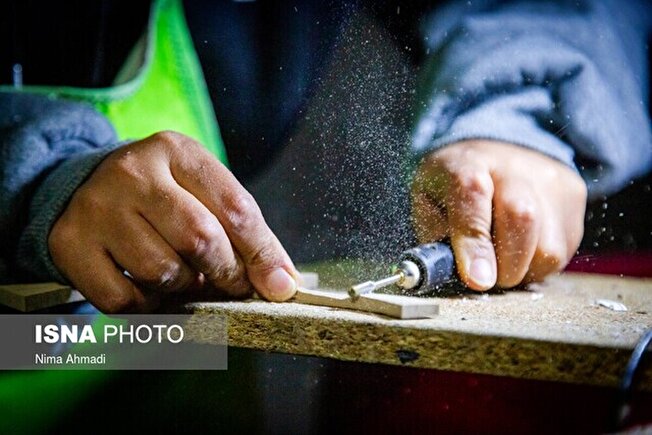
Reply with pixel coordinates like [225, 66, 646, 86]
[447, 170, 497, 291]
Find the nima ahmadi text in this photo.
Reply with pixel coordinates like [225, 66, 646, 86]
[35, 353, 106, 365]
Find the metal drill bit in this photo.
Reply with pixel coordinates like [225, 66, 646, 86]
[348, 272, 405, 299]
[348, 260, 422, 300]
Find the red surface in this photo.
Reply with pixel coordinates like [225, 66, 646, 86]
[320, 363, 652, 434]
[320, 252, 652, 434]
[566, 252, 652, 277]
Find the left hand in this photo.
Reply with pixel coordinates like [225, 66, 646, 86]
[48, 131, 298, 313]
[411, 140, 587, 290]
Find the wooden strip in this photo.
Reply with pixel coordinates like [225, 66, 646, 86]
[293, 288, 439, 319]
[0, 282, 84, 312]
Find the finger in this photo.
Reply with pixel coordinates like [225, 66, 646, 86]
[212, 189, 296, 302]
[411, 191, 448, 243]
[562, 187, 587, 258]
[167, 143, 298, 301]
[138, 180, 252, 298]
[446, 169, 497, 291]
[64, 247, 159, 313]
[492, 182, 540, 288]
[524, 212, 568, 284]
[104, 213, 197, 293]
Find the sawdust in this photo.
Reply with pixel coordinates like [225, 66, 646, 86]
[247, 6, 418, 283]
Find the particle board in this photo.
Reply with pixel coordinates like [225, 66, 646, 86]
[184, 271, 652, 390]
[2, 267, 651, 390]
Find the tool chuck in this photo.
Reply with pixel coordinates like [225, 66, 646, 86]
[349, 242, 455, 299]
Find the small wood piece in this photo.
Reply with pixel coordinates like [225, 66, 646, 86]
[298, 272, 319, 289]
[0, 282, 84, 312]
[293, 288, 439, 319]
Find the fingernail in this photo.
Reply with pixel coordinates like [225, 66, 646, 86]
[470, 257, 494, 288]
[264, 268, 297, 300]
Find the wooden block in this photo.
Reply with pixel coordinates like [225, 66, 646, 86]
[293, 288, 439, 319]
[0, 282, 84, 312]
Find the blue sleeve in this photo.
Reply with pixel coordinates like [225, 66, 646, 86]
[0, 92, 122, 283]
[412, 0, 652, 199]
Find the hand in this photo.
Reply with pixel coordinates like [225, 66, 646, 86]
[411, 140, 587, 290]
[49, 131, 299, 313]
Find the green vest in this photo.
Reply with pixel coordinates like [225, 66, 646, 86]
[0, 0, 227, 164]
[0, 2, 226, 432]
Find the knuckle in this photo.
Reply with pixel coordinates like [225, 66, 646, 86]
[180, 217, 221, 260]
[223, 191, 262, 234]
[421, 151, 445, 171]
[245, 239, 285, 271]
[428, 142, 466, 163]
[184, 234, 213, 261]
[147, 182, 176, 205]
[248, 244, 274, 269]
[505, 198, 537, 227]
[73, 187, 107, 214]
[207, 263, 248, 292]
[150, 130, 195, 154]
[138, 259, 183, 289]
[151, 130, 185, 146]
[453, 170, 493, 199]
[108, 151, 145, 183]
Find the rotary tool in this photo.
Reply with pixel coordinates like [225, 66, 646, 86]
[348, 242, 456, 299]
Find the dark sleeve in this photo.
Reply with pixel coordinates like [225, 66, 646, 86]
[0, 92, 122, 283]
[413, 0, 652, 199]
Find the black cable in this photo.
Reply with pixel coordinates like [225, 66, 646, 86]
[612, 327, 652, 431]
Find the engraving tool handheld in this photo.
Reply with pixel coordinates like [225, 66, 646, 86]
[349, 242, 455, 299]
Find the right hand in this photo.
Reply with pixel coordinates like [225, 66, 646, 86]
[49, 131, 299, 313]
[411, 140, 587, 291]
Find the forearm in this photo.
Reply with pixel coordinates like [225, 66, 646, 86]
[414, 0, 652, 198]
[0, 92, 120, 283]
